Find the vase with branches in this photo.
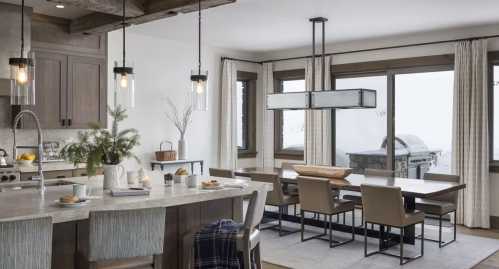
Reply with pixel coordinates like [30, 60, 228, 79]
[165, 98, 193, 160]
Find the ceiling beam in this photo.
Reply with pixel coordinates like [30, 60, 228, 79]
[69, 0, 235, 35]
[47, 0, 145, 17]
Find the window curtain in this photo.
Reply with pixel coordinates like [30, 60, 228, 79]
[218, 59, 238, 169]
[257, 62, 275, 168]
[452, 39, 490, 228]
[305, 56, 332, 165]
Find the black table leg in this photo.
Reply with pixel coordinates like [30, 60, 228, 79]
[379, 225, 386, 250]
[404, 196, 416, 245]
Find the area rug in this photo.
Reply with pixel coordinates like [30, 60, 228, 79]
[260, 221, 499, 269]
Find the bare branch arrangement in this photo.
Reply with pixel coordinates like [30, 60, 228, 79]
[165, 98, 193, 140]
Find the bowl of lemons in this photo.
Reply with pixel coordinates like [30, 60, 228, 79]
[16, 153, 36, 166]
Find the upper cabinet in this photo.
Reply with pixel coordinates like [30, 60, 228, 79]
[21, 15, 107, 129]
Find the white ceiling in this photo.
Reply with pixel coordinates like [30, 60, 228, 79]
[130, 0, 499, 53]
[0, 0, 91, 19]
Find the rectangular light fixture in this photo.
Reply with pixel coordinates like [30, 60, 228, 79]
[266, 89, 377, 110]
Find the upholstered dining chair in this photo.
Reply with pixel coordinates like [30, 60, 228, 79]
[250, 172, 300, 236]
[416, 173, 459, 248]
[209, 168, 235, 178]
[343, 168, 395, 227]
[0, 216, 53, 269]
[361, 184, 424, 265]
[297, 176, 355, 248]
[77, 207, 166, 269]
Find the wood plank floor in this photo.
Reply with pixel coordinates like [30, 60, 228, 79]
[261, 225, 499, 269]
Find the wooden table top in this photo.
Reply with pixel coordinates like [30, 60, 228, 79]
[235, 167, 466, 198]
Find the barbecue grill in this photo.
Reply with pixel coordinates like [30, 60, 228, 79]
[347, 134, 440, 178]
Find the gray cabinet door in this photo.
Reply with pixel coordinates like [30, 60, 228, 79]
[24, 51, 67, 129]
[67, 56, 107, 129]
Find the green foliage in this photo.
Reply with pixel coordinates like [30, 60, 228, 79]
[60, 105, 140, 176]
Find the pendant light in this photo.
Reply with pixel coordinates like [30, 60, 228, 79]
[113, 0, 135, 108]
[266, 17, 377, 110]
[191, 0, 208, 111]
[9, 0, 35, 106]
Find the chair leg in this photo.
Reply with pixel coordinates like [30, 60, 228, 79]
[278, 206, 283, 236]
[254, 243, 262, 269]
[329, 214, 333, 248]
[364, 221, 368, 257]
[242, 246, 251, 269]
[438, 215, 442, 248]
[453, 211, 457, 242]
[300, 210, 304, 242]
[351, 209, 355, 240]
[421, 221, 425, 257]
[400, 228, 404, 265]
[342, 212, 346, 225]
[153, 254, 163, 269]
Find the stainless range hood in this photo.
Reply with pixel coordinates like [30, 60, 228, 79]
[266, 17, 376, 110]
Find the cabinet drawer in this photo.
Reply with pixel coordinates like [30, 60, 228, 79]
[21, 170, 73, 181]
[72, 168, 103, 177]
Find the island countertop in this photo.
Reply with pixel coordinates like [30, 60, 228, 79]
[0, 173, 271, 223]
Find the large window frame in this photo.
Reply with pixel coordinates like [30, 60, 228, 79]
[237, 71, 257, 158]
[331, 55, 454, 172]
[273, 69, 306, 160]
[488, 52, 499, 171]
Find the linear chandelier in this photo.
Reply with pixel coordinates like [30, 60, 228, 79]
[266, 17, 377, 110]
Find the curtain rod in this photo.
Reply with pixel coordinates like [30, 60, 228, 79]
[221, 34, 499, 65]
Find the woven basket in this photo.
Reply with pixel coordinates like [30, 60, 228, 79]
[155, 141, 176, 161]
[293, 165, 353, 179]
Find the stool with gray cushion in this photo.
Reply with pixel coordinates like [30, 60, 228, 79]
[250, 173, 300, 236]
[209, 168, 235, 178]
[77, 207, 166, 269]
[416, 173, 459, 248]
[297, 176, 355, 248]
[361, 184, 424, 265]
[343, 168, 395, 227]
[0, 216, 53, 269]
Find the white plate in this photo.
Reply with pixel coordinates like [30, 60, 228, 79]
[55, 199, 90, 208]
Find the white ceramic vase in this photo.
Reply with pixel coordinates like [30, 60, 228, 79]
[178, 139, 187, 160]
[103, 164, 126, 190]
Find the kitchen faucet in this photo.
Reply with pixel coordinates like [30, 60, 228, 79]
[12, 110, 45, 195]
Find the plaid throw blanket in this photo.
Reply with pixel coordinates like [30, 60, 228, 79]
[194, 219, 254, 269]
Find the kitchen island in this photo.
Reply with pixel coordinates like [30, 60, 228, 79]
[0, 173, 271, 269]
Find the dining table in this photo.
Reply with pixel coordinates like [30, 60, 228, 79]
[235, 167, 466, 247]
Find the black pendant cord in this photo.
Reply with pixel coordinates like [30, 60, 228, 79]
[20, 0, 24, 58]
[122, 0, 126, 68]
[197, 0, 202, 76]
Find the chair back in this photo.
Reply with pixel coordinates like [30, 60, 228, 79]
[297, 176, 334, 214]
[209, 168, 234, 178]
[244, 190, 268, 231]
[361, 184, 405, 227]
[365, 168, 395, 177]
[250, 173, 283, 205]
[0, 216, 52, 269]
[423, 173, 460, 203]
[85, 207, 166, 261]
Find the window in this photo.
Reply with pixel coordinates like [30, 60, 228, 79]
[493, 65, 499, 163]
[236, 71, 257, 158]
[274, 69, 306, 160]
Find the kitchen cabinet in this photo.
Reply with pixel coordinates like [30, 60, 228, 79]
[21, 170, 73, 181]
[22, 51, 106, 129]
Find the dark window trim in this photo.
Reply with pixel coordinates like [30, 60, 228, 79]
[237, 71, 257, 159]
[273, 69, 306, 160]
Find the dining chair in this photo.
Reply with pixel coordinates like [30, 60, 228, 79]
[209, 168, 235, 178]
[250, 172, 300, 236]
[361, 184, 424, 265]
[297, 176, 355, 248]
[343, 168, 395, 227]
[77, 207, 166, 269]
[0, 216, 52, 269]
[416, 173, 459, 248]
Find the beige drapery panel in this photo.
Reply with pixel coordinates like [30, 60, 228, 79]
[304, 56, 332, 165]
[218, 59, 238, 169]
[258, 62, 275, 168]
[452, 39, 490, 228]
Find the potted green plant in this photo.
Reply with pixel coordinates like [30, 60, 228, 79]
[60, 105, 140, 190]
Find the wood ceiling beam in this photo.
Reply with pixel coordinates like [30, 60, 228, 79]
[47, 0, 145, 17]
[69, 0, 235, 35]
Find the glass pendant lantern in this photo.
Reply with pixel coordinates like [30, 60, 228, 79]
[9, 0, 35, 106]
[191, 0, 208, 111]
[113, 0, 135, 109]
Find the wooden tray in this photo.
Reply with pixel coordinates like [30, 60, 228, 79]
[293, 165, 353, 179]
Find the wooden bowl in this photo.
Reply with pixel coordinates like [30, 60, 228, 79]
[293, 165, 353, 179]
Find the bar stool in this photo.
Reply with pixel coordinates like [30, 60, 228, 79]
[343, 168, 395, 227]
[297, 176, 355, 248]
[77, 207, 166, 269]
[361, 184, 424, 265]
[250, 173, 300, 236]
[209, 168, 235, 178]
[416, 173, 459, 248]
[0, 216, 52, 269]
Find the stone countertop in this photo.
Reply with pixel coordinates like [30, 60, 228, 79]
[17, 161, 83, 173]
[0, 173, 271, 223]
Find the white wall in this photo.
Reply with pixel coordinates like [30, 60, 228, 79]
[107, 30, 258, 174]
